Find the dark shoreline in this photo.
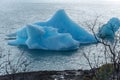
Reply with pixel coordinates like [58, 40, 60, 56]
[0, 64, 119, 80]
[0, 69, 96, 80]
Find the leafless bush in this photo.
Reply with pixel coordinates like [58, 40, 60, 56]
[0, 47, 7, 75]
[0, 48, 32, 75]
[83, 16, 120, 80]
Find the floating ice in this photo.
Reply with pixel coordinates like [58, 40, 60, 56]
[26, 25, 79, 50]
[8, 9, 96, 50]
[98, 17, 120, 41]
[34, 9, 96, 44]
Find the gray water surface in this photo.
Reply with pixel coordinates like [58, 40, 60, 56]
[0, 2, 120, 72]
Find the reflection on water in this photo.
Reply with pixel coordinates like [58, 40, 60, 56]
[18, 45, 77, 57]
[17, 45, 85, 71]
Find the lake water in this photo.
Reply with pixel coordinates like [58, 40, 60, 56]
[0, 2, 120, 72]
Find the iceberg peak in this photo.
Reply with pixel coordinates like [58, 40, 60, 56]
[36, 9, 96, 43]
[48, 9, 70, 22]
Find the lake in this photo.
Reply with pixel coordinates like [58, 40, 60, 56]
[0, 2, 120, 73]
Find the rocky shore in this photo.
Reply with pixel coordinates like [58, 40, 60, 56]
[0, 63, 119, 80]
[0, 69, 96, 80]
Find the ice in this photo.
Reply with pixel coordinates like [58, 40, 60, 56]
[98, 17, 120, 41]
[8, 27, 28, 45]
[34, 9, 96, 44]
[8, 25, 80, 50]
[8, 9, 96, 50]
[26, 25, 80, 50]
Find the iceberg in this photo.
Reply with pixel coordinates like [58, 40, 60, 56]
[26, 25, 79, 50]
[8, 9, 96, 51]
[34, 9, 96, 44]
[97, 17, 120, 41]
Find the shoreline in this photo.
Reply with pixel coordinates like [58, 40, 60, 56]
[0, 69, 96, 80]
[0, 64, 118, 80]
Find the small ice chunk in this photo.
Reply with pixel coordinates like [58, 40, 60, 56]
[98, 17, 120, 41]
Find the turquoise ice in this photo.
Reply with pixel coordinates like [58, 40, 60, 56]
[98, 17, 120, 41]
[8, 9, 97, 50]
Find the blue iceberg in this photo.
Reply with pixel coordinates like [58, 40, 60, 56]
[34, 9, 96, 44]
[8, 9, 96, 50]
[98, 17, 120, 41]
